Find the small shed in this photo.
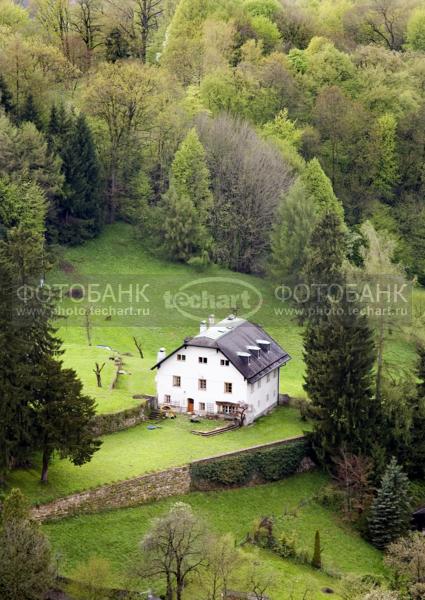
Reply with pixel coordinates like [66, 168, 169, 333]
[413, 506, 425, 531]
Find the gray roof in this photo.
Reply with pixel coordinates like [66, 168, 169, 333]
[151, 316, 291, 383]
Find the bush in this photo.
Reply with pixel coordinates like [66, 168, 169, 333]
[190, 439, 308, 487]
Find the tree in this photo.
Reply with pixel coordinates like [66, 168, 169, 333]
[0, 73, 13, 114]
[93, 362, 105, 387]
[84, 62, 158, 222]
[369, 113, 398, 203]
[162, 128, 213, 262]
[333, 452, 374, 520]
[34, 358, 101, 483]
[406, 8, 425, 51]
[301, 158, 344, 220]
[269, 179, 317, 285]
[105, 27, 130, 62]
[385, 532, 425, 599]
[71, 0, 103, 67]
[302, 210, 346, 321]
[140, 502, 208, 600]
[33, 0, 72, 60]
[200, 534, 243, 600]
[304, 291, 378, 463]
[20, 93, 43, 130]
[311, 530, 322, 569]
[0, 489, 53, 600]
[197, 113, 293, 272]
[58, 113, 102, 243]
[368, 458, 411, 549]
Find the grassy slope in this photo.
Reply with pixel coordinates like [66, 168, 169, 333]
[50, 223, 420, 413]
[44, 472, 384, 598]
[10, 407, 307, 504]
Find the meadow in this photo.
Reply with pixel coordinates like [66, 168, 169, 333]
[50, 223, 420, 413]
[44, 472, 385, 599]
[9, 407, 307, 505]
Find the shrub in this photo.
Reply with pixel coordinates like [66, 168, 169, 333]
[190, 439, 308, 488]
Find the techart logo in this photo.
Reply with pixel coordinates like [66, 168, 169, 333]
[163, 277, 263, 322]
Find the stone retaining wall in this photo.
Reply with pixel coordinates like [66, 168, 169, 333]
[92, 396, 157, 436]
[32, 466, 191, 522]
[32, 436, 308, 522]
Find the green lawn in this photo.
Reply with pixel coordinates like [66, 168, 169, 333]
[51, 223, 421, 413]
[44, 472, 385, 598]
[9, 407, 308, 505]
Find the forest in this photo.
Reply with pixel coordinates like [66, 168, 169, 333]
[1, 0, 425, 599]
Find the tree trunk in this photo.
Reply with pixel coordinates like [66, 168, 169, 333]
[41, 449, 51, 483]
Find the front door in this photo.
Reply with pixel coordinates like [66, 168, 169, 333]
[187, 398, 194, 413]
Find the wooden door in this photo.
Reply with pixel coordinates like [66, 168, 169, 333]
[187, 398, 194, 412]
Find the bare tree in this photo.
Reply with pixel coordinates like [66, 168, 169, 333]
[133, 336, 144, 358]
[105, 0, 163, 62]
[333, 452, 374, 520]
[197, 114, 293, 273]
[139, 502, 208, 600]
[247, 558, 273, 600]
[71, 0, 103, 67]
[92, 362, 105, 387]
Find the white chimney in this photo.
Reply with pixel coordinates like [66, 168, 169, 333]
[157, 347, 166, 362]
[200, 320, 207, 333]
[247, 345, 261, 358]
[208, 314, 215, 327]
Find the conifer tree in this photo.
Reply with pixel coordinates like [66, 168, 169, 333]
[408, 344, 425, 478]
[20, 93, 43, 130]
[59, 113, 102, 243]
[302, 158, 345, 220]
[302, 210, 346, 321]
[34, 358, 101, 483]
[162, 128, 213, 261]
[368, 458, 411, 549]
[105, 27, 130, 62]
[370, 114, 398, 203]
[0, 489, 53, 600]
[304, 291, 378, 462]
[0, 74, 13, 114]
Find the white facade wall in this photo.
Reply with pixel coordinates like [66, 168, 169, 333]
[156, 346, 247, 415]
[156, 346, 280, 423]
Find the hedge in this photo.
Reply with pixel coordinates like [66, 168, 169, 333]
[190, 439, 308, 488]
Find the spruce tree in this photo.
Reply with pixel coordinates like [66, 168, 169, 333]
[408, 344, 425, 478]
[162, 128, 213, 261]
[0, 74, 13, 114]
[0, 489, 53, 600]
[20, 93, 43, 130]
[302, 210, 346, 321]
[59, 113, 102, 243]
[368, 458, 411, 549]
[34, 358, 101, 483]
[303, 291, 378, 462]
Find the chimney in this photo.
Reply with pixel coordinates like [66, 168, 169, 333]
[208, 314, 215, 327]
[200, 320, 207, 333]
[157, 347, 166, 362]
[256, 339, 271, 352]
[247, 345, 261, 358]
[237, 351, 251, 364]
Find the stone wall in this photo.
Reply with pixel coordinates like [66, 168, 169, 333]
[32, 436, 308, 522]
[32, 466, 191, 522]
[92, 396, 157, 436]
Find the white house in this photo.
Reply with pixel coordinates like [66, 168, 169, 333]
[151, 315, 291, 424]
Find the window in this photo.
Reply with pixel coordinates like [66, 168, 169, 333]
[257, 379, 261, 389]
[224, 382, 232, 394]
[221, 403, 237, 414]
[177, 354, 186, 361]
[207, 402, 214, 413]
[164, 394, 171, 403]
[173, 375, 181, 387]
[198, 378, 207, 390]
[199, 356, 207, 364]
[220, 359, 230, 366]
[199, 402, 206, 411]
